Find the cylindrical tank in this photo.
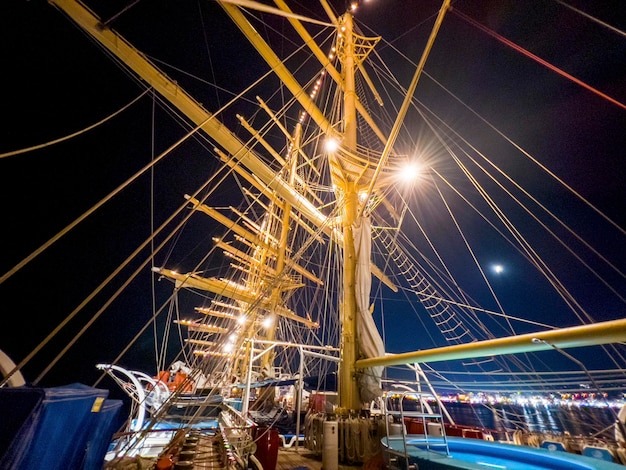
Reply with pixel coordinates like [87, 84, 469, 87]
[322, 420, 339, 470]
[254, 426, 280, 470]
[388, 422, 404, 435]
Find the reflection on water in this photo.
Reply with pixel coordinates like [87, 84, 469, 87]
[432, 402, 617, 439]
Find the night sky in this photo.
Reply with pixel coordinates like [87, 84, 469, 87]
[1, 0, 625, 393]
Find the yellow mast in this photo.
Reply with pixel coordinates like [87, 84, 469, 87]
[261, 123, 303, 371]
[336, 12, 360, 412]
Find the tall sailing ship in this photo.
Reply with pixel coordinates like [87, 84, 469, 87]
[1, 0, 625, 469]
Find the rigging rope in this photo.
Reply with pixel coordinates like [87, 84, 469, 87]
[451, 8, 626, 111]
[0, 89, 151, 159]
[554, 0, 626, 39]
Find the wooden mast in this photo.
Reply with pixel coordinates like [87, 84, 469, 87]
[336, 12, 360, 412]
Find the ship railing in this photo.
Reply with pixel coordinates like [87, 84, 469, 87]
[219, 402, 256, 468]
[382, 391, 451, 470]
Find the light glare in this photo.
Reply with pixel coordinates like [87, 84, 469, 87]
[325, 137, 339, 152]
[399, 163, 421, 183]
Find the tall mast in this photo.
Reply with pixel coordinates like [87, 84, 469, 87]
[337, 12, 360, 412]
[262, 123, 302, 371]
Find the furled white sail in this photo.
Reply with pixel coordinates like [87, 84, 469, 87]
[353, 216, 385, 403]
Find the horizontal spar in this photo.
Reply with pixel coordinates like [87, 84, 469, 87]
[355, 317, 626, 369]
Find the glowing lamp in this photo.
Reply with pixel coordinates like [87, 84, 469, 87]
[398, 162, 421, 183]
[325, 137, 340, 152]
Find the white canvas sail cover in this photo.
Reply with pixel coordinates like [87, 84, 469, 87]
[353, 216, 385, 403]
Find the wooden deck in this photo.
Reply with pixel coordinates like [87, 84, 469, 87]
[276, 447, 364, 470]
[276, 447, 323, 470]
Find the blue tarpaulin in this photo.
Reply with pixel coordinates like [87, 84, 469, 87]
[236, 373, 337, 391]
[0, 383, 122, 470]
[82, 398, 123, 470]
[0, 386, 45, 463]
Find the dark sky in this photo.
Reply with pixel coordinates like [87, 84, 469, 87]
[1, 0, 625, 392]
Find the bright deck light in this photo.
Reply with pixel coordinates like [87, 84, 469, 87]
[398, 162, 421, 183]
[325, 137, 339, 152]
